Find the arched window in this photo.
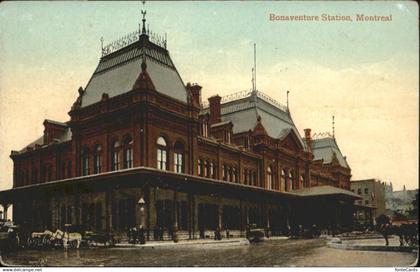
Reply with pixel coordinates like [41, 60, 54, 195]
[197, 159, 202, 176]
[233, 167, 237, 183]
[41, 166, 46, 182]
[81, 147, 90, 176]
[222, 164, 227, 181]
[249, 170, 253, 186]
[282, 169, 287, 191]
[289, 170, 294, 190]
[300, 175, 305, 188]
[204, 160, 208, 177]
[47, 165, 52, 181]
[228, 166, 233, 182]
[174, 141, 184, 173]
[93, 144, 102, 174]
[210, 162, 215, 178]
[267, 166, 273, 190]
[123, 137, 133, 169]
[61, 162, 66, 179]
[156, 137, 167, 170]
[67, 161, 72, 178]
[111, 140, 121, 171]
[25, 170, 29, 185]
[244, 169, 248, 185]
[32, 168, 38, 184]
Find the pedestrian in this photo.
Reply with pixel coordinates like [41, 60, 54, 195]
[138, 225, 146, 245]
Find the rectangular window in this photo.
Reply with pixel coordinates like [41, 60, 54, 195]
[364, 188, 368, 194]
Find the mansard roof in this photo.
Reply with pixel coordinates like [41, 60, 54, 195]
[312, 137, 349, 168]
[81, 34, 188, 107]
[201, 90, 308, 151]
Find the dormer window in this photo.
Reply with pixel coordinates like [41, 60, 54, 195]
[202, 121, 208, 137]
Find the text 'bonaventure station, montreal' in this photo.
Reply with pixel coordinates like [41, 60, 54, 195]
[0, 6, 363, 241]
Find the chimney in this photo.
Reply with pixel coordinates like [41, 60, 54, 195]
[304, 128, 312, 151]
[208, 95, 221, 125]
[187, 83, 202, 106]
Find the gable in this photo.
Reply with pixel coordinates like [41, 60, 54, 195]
[279, 129, 304, 152]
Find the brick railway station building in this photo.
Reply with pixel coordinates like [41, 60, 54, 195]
[0, 16, 360, 240]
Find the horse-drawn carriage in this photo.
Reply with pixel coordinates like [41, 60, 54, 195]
[0, 221, 20, 253]
[27, 225, 116, 249]
[84, 231, 116, 246]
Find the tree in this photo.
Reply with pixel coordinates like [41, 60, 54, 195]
[408, 192, 418, 219]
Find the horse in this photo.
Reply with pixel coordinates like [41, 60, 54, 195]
[400, 223, 418, 247]
[53, 229, 82, 249]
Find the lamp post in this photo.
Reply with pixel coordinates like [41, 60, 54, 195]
[138, 197, 146, 244]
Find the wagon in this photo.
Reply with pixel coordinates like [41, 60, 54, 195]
[83, 231, 116, 247]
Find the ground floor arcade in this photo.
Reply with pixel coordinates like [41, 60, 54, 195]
[0, 167, 360, 241]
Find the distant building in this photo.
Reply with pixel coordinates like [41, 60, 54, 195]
[351, 179, 386, 224]
[385, 183, 418, 215]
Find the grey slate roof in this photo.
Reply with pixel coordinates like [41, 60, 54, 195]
[81, 37, 187, 107]
[202, 91, 307, 150]
[18, 128, 72, 153]
[312, 137, 349, 168]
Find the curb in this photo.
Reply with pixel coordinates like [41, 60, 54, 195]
[328, 241, 418, 253]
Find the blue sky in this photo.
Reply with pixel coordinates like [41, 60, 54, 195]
[0, 1, 418, 190]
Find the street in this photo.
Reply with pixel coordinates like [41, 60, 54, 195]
[1, 238, 417, 267]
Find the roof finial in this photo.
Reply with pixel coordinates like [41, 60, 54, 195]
[286, 90, 290, 110]
[100, 37, 104, 56]
[141, 1, 147, 35]
[332, 115, 335, 139]
[254, 43, 257, 91]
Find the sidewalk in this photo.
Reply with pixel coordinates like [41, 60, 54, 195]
[112, 236, 290, 249]
[327, 236, 418, 253]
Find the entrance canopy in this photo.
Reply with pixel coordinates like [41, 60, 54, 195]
[290, 185, 362, 201]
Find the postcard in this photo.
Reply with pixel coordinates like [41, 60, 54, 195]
[0, 1, 418, 268]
